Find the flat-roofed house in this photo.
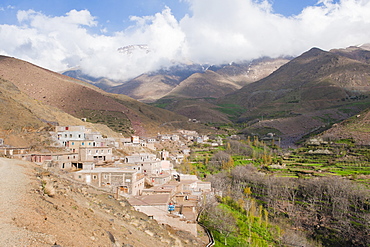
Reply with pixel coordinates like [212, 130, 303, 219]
[30, 152, 78, 169]
[125, 153, 156, 163]
[66, 140, 106, 153]
[79, 146, 113, 163]
[74, 168, 144, 195]
[54, 126, 87, 147]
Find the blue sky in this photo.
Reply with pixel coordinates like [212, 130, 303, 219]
[0, 0, 367, 81]
[0, 0, 189, 32]
[0, 0, 337, 32]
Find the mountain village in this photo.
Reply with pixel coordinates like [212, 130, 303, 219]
[0, 125, 219, 237]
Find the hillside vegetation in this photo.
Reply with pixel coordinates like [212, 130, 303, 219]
[0, 55, 206, 139]
[180, 134, 370, 246]
[154, 46, 370, 146]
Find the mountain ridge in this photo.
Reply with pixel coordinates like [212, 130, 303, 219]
[63, 58, 290, 103]
[0, 56, 205, 144]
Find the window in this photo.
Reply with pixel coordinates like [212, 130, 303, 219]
[82, 142, 85, 146]
[93, 175, 97, 180]
[71, 142, 74, 145]
[104, 174, 108, 179]
[70, 134, 72, 138]
[125, 179, 131, 183]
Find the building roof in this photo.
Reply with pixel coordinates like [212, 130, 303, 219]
[128, 193, 170, 206]
[150, 172, 172, 178]
[75, 167, 137, 174]
[30, 152, 74, 156]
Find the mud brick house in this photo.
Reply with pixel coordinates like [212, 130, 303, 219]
[124, 153, 156, 163]
[128, 188, 198, 236]
[124, 160, 162, 175]
[29, 152, 78, 169]
[74, 168, 145, 196]
[78, 146, 113, 163]
[149, 172, 172, 185]
[54, 126, 88, 146]
[66, 140, 107, 153]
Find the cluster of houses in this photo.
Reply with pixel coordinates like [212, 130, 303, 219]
[1, 125, 218, 236]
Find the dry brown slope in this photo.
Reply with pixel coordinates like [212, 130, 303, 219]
[0, 56, 192, 136]
[219, 47, 370, 145]
[320, 107, 370, 144]
[0, 158, 205, 246]
[166, 70, 241, 99]
[109, 74, 181, 103]
[0, 76, 121, 147]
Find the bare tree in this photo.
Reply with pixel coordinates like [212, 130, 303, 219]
[208, 151, 231, 173]
[204, 205, 237, 245]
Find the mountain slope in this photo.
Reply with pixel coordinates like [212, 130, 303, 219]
[166, 70, 241, 98]
[220, 47, 370, 145]
[224, 47, 370, 112]
[0, 56, 198, 137]
[109, 74, 182, 103]
[320, 107, 370, 144]
[64, 58, 289, 103]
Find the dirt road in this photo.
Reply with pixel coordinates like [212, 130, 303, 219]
[0, 158, 204, 247]
[0, 158, 51, 246]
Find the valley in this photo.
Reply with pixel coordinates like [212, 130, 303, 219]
[0, 43, 369, 247]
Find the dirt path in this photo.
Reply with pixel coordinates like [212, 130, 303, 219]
[0, 158, 205, 247]
[0, 158, 50, 246]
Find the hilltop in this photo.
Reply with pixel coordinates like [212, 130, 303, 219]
[220, 46, 370, 145]
[64, 58, 289, 103]
[0, 56, 210, 146]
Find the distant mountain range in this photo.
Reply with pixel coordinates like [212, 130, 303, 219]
[62, 58, 290, 102]
[1, 43, 369, 147]
[219, 46, 370, 145]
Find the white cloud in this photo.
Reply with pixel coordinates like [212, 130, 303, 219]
[180, 0, 370, 64]
[1, 0, 370, 82]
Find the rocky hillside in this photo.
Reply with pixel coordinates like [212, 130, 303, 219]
[0, 73, 116, 148]
[0, 56, 202, 138]
[320, 107, 370, 145]
[217, 46, 370, 145]
[0, 158, 206, 246]
[225, 47, 370, 111]
[64, 58, 289, 103]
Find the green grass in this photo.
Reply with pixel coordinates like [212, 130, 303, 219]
[80, 109, 133, 135]
[150, 98, 174, 109]
[214, 104, 246, 118]
[203, 198, 280, 247]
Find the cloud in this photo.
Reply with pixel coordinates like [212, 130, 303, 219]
[1, 0, 370, 82]
[180, 0, 370, 64]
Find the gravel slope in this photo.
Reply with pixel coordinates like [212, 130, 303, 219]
[0, 158, 205, 247]
[0, 158, 52, 246]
